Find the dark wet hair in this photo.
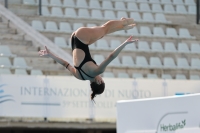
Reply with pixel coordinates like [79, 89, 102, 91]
[90, 82, 105, 102]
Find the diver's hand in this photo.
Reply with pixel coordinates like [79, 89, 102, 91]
[38, 46, 50, 57]
[123, 36, 138, 45]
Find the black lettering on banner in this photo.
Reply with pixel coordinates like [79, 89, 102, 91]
[139, 90, 143, 98]
[73, 101, 79, 107]
[159, 119, 187, 132]
[62, 101, 115, 108]
[64, 88, 68, 96]
[20, 86, 152, 99]
[20, 87, 90, 97]
[80, 101, 88, 108]
[118, 90, 125, 98]
[96, 101, 114, 108]
[165, 125, 168, 131]
[21, 87, 23, 95]
[33, 87, 37, 96]
[144, 90, 151, 98]
[70, 88, 72, 96]
[118, 89, 151, 99]
[79, 101, 84, 107]
[132, 89, 139, 98]
[118, 90, 132, 98]
[50, 88, 57, 96]
[112, 90, 115, 97]
[44, 87, 49, 96]
[80, 89, 87, 97]
[24, 87, 31, 95]
[62, 101, 71, 107]
[169, 124, 172, 131]
[39, 88, 43, 96]
[105, 90, 110, 97]
[73, 89, 80, 97]
[58, 89, 64, 96]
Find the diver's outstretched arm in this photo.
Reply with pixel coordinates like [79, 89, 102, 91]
[92, 36, 138, 75]
[38, 46, 76, 75]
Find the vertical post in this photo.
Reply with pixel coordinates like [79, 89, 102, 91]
[162, 79, 168, 96]
[39, 0, 42, 15]
[132, 79, 138, 99]
[197, 0, 199, 24]
[43, 76, 49, 121]
[4, 0, 8, 8]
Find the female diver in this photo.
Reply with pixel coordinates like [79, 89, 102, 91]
[38, 18, 138, 101]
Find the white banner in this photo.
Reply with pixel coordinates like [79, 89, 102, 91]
[0, 75, 200, 121]
[116, 94, 200, 133]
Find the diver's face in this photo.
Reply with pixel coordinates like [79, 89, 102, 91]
[94, 75, 104, 85]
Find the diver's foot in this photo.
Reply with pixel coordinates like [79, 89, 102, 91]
[121, 18, 134, 26]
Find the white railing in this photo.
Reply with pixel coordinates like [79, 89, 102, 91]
[0, 4, 73, 65]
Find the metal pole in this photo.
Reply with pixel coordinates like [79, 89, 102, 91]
[197, 0, 199, 24]
[39, 0, 42, 15]
[5, 0, 8, 8]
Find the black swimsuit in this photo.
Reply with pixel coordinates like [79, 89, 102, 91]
[71, 33, 96, 80]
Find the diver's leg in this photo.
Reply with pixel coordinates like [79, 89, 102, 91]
[74, 18, 135, 45]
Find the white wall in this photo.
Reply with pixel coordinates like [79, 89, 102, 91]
[0, 75, 200, 122]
